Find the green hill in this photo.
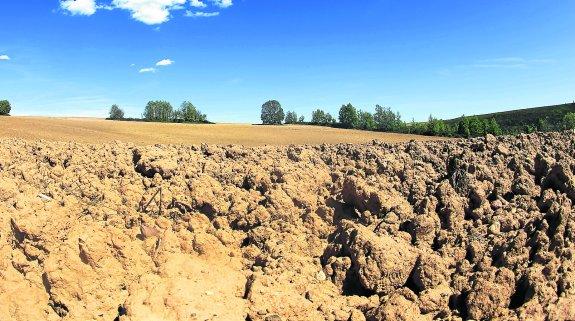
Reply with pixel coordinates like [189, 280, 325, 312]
[446, 102, 575, 133]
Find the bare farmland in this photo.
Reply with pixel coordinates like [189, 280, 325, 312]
[0, 117, 442, 146]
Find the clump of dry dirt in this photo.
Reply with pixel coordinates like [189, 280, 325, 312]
[1, 132, 575, 321]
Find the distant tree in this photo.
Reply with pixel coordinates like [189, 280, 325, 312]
[427, 115, 450, 136]
[338, 103, 359, 128]
[523, 124, 537, 134]
[485, 118, 503, 136]
[311, 109, 334, 126]
[358, 110, 376, 130]
[325, 113, 336, 125]
[537, 117, 551, 132]
[108, 104, 124, 120]
[456, 116, 470, 138]
[298, 115, 305, 123]
[409, 119, 427, 135]
[311, 109, 326, 124]
[374, 105, 403, 132]
[178, 101, 207, 123]
[406, 118, 415, 134]
[0, 100, 11, 115]
[467, 116, 484, 137]
[0, 100, 12, 116]
[143, 100, 173, 122]
[261, 100, 284, 125]
[563, 113, 575, 130]
[285, 111, 298, 124]
[394, 115, 408, 133]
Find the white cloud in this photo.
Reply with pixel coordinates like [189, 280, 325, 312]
[60, 0, 232, 24]
[112, 0, 187, 25]
[185, 10, 219, 17]
[60, 0, 97, 16]
[156, 58, 174, 66]
[0, 55, 10, 61]
[211, 0, 232, 8]
[190, 0, 206, 8]
[139, 67, 156, 73]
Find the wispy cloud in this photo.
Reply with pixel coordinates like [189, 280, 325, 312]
[138, 58, 173, 74]
[438, 57, 555, 76]
[156, 59, 174, 66]
[0, 55, 10, 61]
[59, 0, 233, 25]
[185, 11, 219, 18]
[469, 57, 555, 69]
[139, 67, 156, 73]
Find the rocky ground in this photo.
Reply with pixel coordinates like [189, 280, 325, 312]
[1, 131, 574, 321]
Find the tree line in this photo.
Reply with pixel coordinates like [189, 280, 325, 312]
[3, 97, 572, 137]
[108, 101, 209, 123]
[260, 100, 575, 138]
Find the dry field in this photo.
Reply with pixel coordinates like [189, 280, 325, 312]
[1, 131, 575, 320]
[0, 116, 441, 146]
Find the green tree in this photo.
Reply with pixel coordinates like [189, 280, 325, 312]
[358, 110, 376, 130]
[374, 105, 403, 131]
[0, 100, 11, 115]
[261, 100, 284, 125]
[338, 103, 359, 128]
[427, 115, 450, 136]
[109, 104, 124, 120]
[178, 101, 207, 123]
[298, 115, 305, 123]
[467, 116, 484, 137]
[457, 116, 471, 138]
[311, 109, 334, 126]
[325, 113, 335, 125]
[143, 100, 173, 122]
[485, 118, 503, 135]
[410, 119, 427, 135]
[563, 113, 575, 130]
[311, 109, 326, 124]
[537, 117, 551, 132]
[524, 124, 537, 133]
[285, 111, 298, 124]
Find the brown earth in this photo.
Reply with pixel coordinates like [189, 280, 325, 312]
[0, 116, 441, 146]
[1, 131, 575, 321]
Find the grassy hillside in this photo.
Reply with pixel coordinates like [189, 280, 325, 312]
[446, 102, 575, 133]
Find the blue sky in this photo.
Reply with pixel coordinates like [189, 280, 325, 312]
[0, 0, 574, 123]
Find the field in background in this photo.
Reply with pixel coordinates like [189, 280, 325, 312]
[0, 117, 442, 146]
[446, 102, 575, 133]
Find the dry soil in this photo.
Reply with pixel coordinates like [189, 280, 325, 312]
[1, 131, 574, 321]
[0, 117, 440, 146]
